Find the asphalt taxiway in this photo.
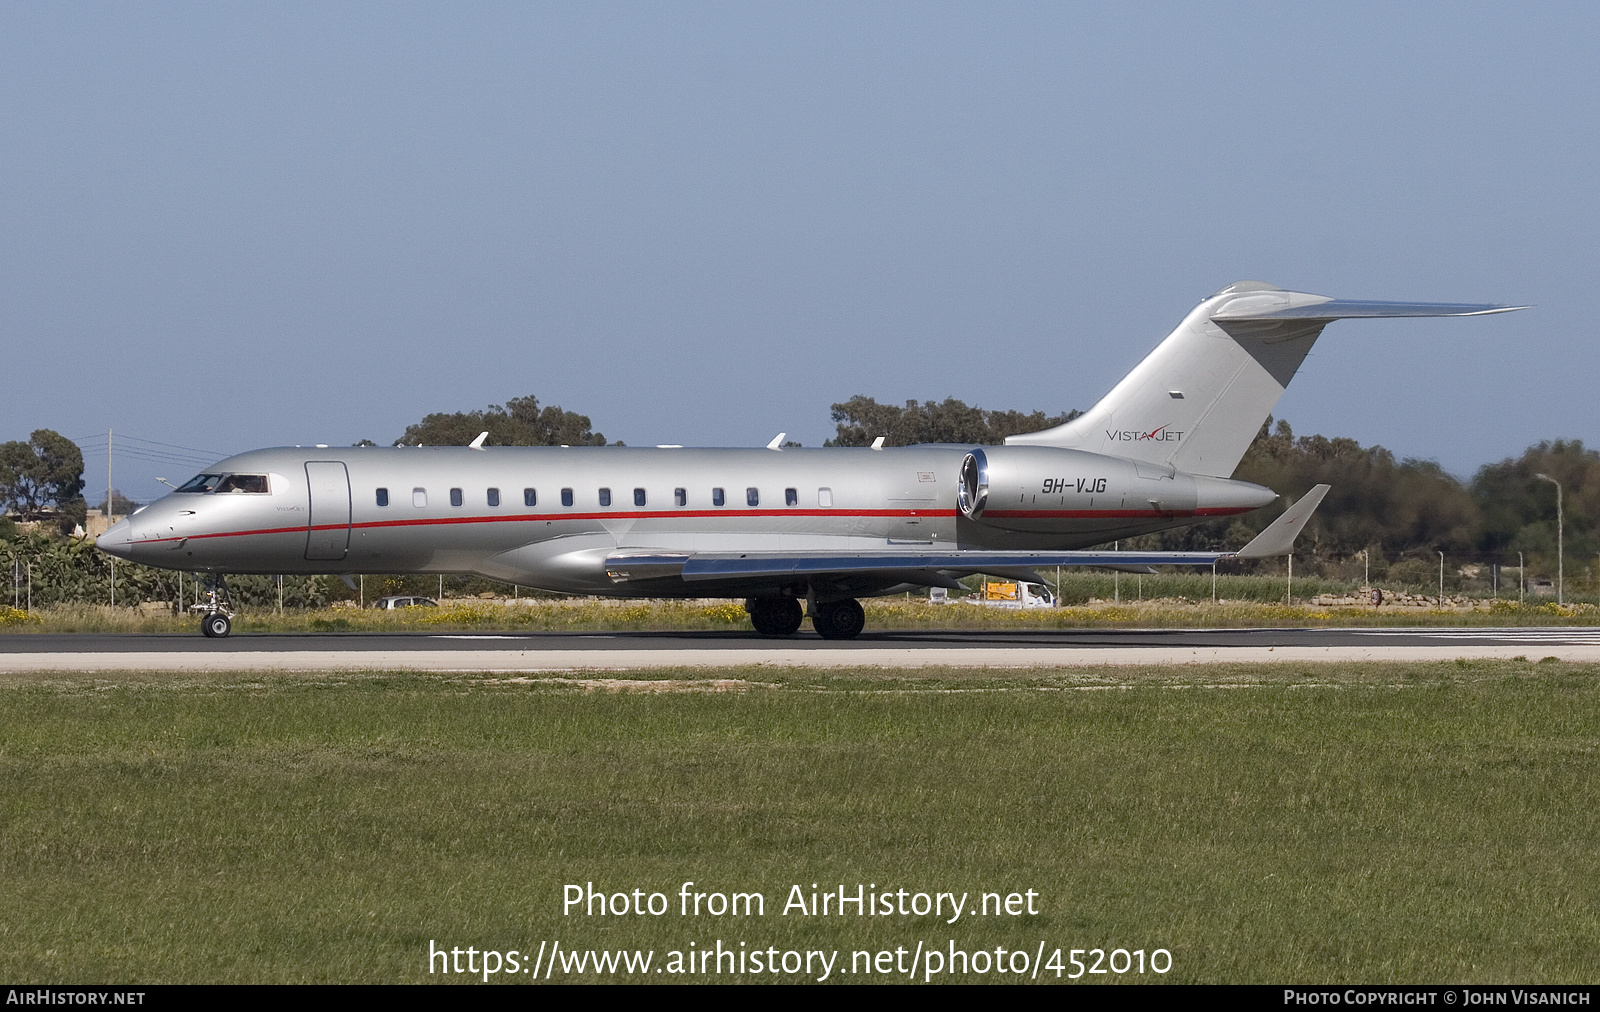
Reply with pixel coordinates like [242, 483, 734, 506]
[3, 627, 1599, 672]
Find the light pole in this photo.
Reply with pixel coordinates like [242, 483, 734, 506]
[1438, 551, 1445, 608]
[1536, 473, 1564, 605]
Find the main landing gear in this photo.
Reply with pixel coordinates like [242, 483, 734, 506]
[811, 598, 865, 640]
[744, 595, 866, 640]
[196, 574, 235, 638]
[747, 596, 804, 636]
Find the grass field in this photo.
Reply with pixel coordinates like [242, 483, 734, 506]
[5, 569, 1594, 636]
[4, 592, 1599, 636]
[2, 660, 1598, 983]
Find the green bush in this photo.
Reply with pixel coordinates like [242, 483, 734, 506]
[0, 528, 328, 609]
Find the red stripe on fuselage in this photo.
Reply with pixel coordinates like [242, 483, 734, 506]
[126, 503, 1254, 547]
[129, 507, 958, 545]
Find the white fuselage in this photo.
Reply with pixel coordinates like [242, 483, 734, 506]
[95, 444, 1272, 598]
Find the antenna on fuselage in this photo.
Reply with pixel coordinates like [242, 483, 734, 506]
[469, 431, 488, 450]
[871, 436, 885, 450]
[766, 433, 787, 450]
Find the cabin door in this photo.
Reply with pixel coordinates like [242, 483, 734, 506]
[305, 461, 352, 561]
[888, 469, 940, 543]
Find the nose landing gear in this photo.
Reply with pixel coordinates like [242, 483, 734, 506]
[201, 611, 232, 638]
[195, 574, 236, 638]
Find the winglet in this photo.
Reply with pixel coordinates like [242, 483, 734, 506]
[766, 432, 787, 450]
[1234, 484, 1330, 558]
[468, 431, 489, 450]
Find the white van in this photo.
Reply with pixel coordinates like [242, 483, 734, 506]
[930, 582, 1055, 608]
[981, 581, 1055, 608]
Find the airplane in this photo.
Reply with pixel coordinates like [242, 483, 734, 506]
[95, 281, 1524, 639]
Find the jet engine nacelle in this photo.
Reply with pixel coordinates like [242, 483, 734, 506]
[957, 445, 1274, 534]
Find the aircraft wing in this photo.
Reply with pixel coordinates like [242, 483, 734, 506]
[609, 549, 1221, 583]
[606, 486, 1329, 583]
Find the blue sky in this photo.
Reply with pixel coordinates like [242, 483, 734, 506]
[1, 3, 1593, 503]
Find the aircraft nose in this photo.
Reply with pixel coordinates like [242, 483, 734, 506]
[95, 519, 134, 560]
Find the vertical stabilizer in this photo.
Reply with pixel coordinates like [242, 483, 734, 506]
[1005, 282, 1523, 478]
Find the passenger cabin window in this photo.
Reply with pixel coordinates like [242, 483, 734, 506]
[561, 488, 573, 507]
[818, 487, 833, 508]
[712, 487, 725, 507]
[524, 488, 536, 507]
[376, 488, 389, 507]
[634, 488, 646, 507]
[487, 488, 500, 507]
[450, 488, 463, 507]
[413, 488, 427, 508]
[785, 487, 798, 507]
[598, 488, 611, 507]
[746, 487, 759, 507]
[674, 488, 686, 507]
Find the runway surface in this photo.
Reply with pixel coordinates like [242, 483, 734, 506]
[4, 627, 1600, 672]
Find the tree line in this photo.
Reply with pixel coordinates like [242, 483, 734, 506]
[0, 526, 329, 610]
[0, 430, 86, 534]
[390, 394, 611, 448]
[1145, 418, 1594, 573]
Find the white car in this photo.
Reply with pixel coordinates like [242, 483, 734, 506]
[372, 596, 439, 610]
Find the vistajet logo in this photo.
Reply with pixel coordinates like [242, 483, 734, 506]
[1106, 426, 1184, 442]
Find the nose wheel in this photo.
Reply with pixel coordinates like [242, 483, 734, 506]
[201, 612, 232, 638]
[194, 574, 236, 638]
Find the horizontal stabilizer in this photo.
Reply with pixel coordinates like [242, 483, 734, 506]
[1212, 299, 1527, 321]
[1234, 484, 1329, 558]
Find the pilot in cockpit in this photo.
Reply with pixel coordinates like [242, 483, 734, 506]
[214, 474, 270, 494]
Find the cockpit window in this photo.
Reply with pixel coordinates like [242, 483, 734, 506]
[176, 474, 225, 493]
[216, 474, 270, 493]
[175, 473, 269, 494]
